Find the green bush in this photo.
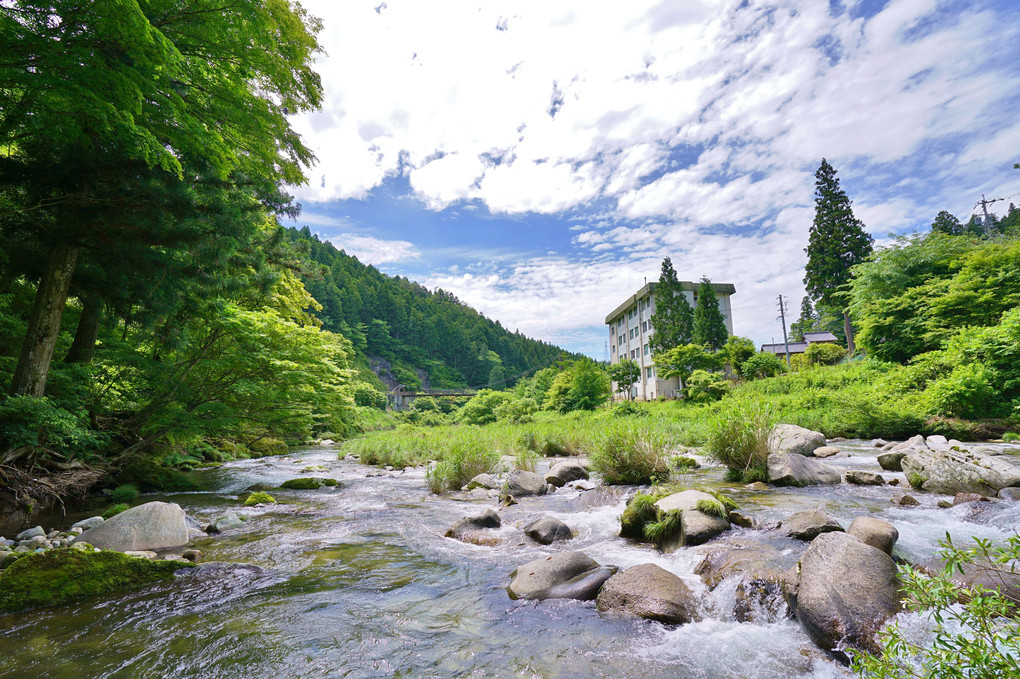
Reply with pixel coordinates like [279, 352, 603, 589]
[544, 359, 610, 413]
[0, 395, 107, 465]
[740, 352, 787, 380]
[612, 400, 647, 417]
[642, 509, 682, 545]
[108, 484, 139, 504]
[495, 397, 538, 424]
[590, 425, 672, 485]
[1004, 432, 1019, 442]
[458, 390, 514, 425]
[922, 363, 998, 419]
[410, 396, 439, 412]
[804, 342, 845, 365]
[685, 369, 729, 403]
[704, 402, 775, 481]
[353, 383, 387, 409]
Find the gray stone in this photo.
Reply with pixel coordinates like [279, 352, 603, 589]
[206, 512, 244, 534]
[926, 435, 949, 451]
[892, 493, 920, 506]
[890, 434, 928, 454]
[596, 563, 700, 624]
[182, 549, 202, 562]
[813, 446, 841, 458]
[445, 509, 501, 543]
[655, 490, 731, 547]
[73, 502, 189, 551]
[998, 487, 1020, 501]
[184, 514, 203, 530]
[524, 517, 573, 545]
[544, 461, 589, 488]
[901, 448, 1020, 496]
[23, 536, 49, 550]
[880, 442, 897, 452]
[768, 453, 841, 487]
[187, 527, 208, 540]
[870, 439, 889, 448]
[877, 451, 907, 471]
[507, 551, 617, 601]
[504, 470, 548, 497]
[953, 492, 988, 505]
[15, 526, 44, 541]
[728, 511, 755, 529]
[848, 517, 898, 556]
[937, 500, 953, 509]
[768, 424, 826, 457]
[792, 532, 900, 662]
[846, 470, 885, 486]
[781, 510, 843, 541]
[465, 473, 500, 490]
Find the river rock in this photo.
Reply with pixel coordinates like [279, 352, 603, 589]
[848, 517, 898, 556]
[523, 517, 572, 545]
[901, 447, 1020, 496]
[812, 446, 841, 458]
[792, 531, 900, 662]
[953, 492, 988, 505]
[544, 461, 588, 488]
[781, 510, 843, 541]
[998, 487, 1020, 501]
[206, 512, 244, 534]
[655, 490, 731, 547]
[465, 473, 500, 490]
[768, 453, 841, 487]
[596, 563, 700, 624]
[889, 434, 928, 454]
[73, 502, 189, 551]
[845, 470, 885, 486]
[870, 439, 889, 448]
[693, 539, 790, 622]
[15, 527, 44, 541]
[504, 470, 548, 497]
[925, 435, 950, 451]
[445, 509, 502, 544]
[891, 493, 920, 506]
[768, 424, 826, 457]
[876, 451, 907, 471]
[507, 552, 617, 601]
[70, 516, 104, 532]
[124, 550, 158, 559]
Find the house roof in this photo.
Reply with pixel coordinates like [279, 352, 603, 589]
[803, 331, 838, 343]
[760, 342, 809, 355]
[605, 280, 736, 325]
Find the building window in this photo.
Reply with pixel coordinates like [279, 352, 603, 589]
[611, 345, 615, 356]
[642, 321, 647, 332]
[618, 335, 624, 346]
[646, 366, 653, 379]
[643, 344, 649, 355]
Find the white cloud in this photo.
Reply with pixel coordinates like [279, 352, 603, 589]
[325, 234, 420, 265]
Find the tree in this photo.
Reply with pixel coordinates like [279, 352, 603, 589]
[740, 352, 786, 380]
[607, 359, 641, 400]
[545, 360, 610, 412]
[692, 276, 728, 351]
[720, 336, 756, 374]
[804, 159, 873, 354]
[789, 297, 818, 343]
[1, 0, 324, 397]
[654, 344, 721, 389]
[648, 257, 693, 354]
[931, 210, 963, 236]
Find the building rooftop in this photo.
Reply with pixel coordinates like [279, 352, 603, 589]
[605, 281, 737, 325]
[803, 331, 838, 343]
[761, 342, 809, 355]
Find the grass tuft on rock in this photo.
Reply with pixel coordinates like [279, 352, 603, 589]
[619, 493, 659, 540]
[243, 491, 276, 506]
[0, 549, 195, 613]
[695, 498, 727, 519]
[102, 503, 129, 519]
[907, 472, 926, 490]
[642, 509, 683, 546]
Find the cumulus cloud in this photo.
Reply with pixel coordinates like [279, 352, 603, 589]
[325, 234, 420, 265]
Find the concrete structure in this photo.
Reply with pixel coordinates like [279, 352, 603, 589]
[605, 281, 735, 400]
[760, 331, 839, 360]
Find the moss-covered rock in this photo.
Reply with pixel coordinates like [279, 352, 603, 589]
[619, 494, 659, 540]
[280, 477, 323, 490]
[0, 548, 194, 613]
[243, 492, 276, 506]
[323, 478, 340, 487]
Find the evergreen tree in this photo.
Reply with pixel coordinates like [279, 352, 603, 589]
[804, 159, 873, 354]
[789, 296, 818, 342]
[692, 277, 728, 351]
[648, 257, 693, 355]
[931, 210, 963, 235]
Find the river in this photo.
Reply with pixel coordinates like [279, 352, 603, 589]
[1, 440, 1017, 678]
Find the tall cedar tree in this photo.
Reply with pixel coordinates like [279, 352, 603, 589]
[648, 257, 694, 354]
[692, 277, 728, 351]
[803, 159, 873, 354]
[789, 296, 817, 342]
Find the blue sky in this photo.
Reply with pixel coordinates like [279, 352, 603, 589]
[285, 0, 1020, 357]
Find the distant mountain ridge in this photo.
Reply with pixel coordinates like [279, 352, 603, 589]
[286, 227, 577, 391]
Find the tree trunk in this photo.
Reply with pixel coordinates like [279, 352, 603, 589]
[843, 311, 856, 356]
[9, 241, 79, 397]
[64, 294, 102, 364]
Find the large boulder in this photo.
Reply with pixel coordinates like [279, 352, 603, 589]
[504, 470, 548, 497]
[791, 532, 900, 662]
[781, 510, 843, 541]
[848, 517, 898, 556]
[596, 563, 700, 624]
[768, 453, 841, 487]
[523, 517, 572, 545]
[768, 424, 826, 457]
[889, 434, 928, 454]
[507, 552, 617, 601]
[73, 502, 189, 552]
[445, 509, 501, 544]
[654, 490, 731, 547]
[901, 448, 1020, 497]
[544, 461, 588, 488]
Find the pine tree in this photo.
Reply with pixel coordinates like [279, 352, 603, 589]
[804, 159, 873, 354]
[789, 296, 817, 342]
[692, 276, 728, 351]
[648, 257, 694, 355]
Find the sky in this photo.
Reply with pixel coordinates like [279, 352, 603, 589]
[284, 0, 1020, 358]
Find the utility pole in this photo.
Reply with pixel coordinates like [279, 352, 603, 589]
[777, 294, 791, 368]
[976, 194, 1004, 235]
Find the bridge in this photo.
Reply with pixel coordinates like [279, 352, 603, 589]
[387, 386, 477, 410]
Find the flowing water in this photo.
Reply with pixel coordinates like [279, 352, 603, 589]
[1, 440, 1018, 679]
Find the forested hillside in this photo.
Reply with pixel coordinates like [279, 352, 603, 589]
[287, 227, 575, 390]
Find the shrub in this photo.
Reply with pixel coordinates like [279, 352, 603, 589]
[495, 397, 538, 424]
[410, 396, 439, 412]
[685, 369, 729, 403]
[353, 383, 387, 409]
[804, 342, 845, 365]
[458, 390, 513, 425]
[1004, 432, 1019, 442]
[921, 363, 999, 419]
[704, 402, 775, 481]
[545, 360, 611, 413]
[740, 352, 787, 380]
[102, 503, 129, 519]
[108, 484, 139, 504]
[612, 400, 647, 417]
[590, 426, 671, 485]
[243, 491, 276, 506]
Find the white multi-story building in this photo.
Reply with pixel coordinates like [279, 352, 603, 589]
[605, 281, 736, 400]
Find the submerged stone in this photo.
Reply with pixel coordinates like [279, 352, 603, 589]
[0, 548, 194, 613]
